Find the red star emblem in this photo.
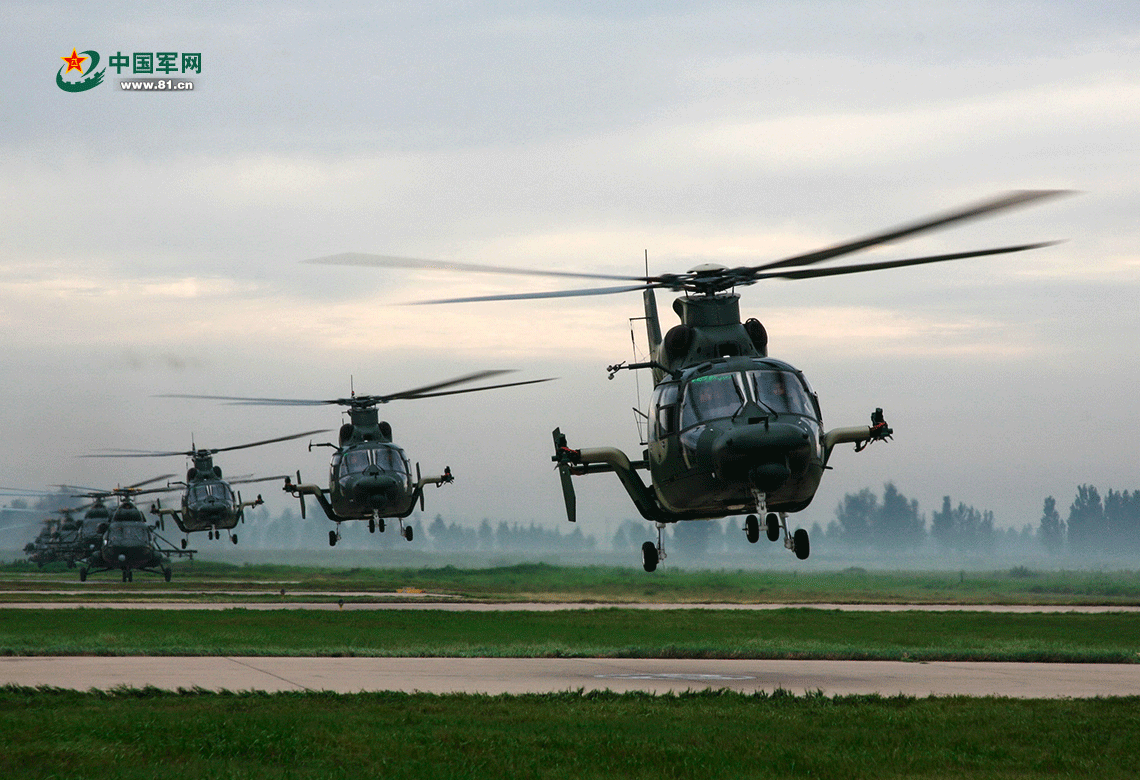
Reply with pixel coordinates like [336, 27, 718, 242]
[61, 49, 88, 74]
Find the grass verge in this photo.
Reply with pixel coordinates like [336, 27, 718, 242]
[0, 686, 1137, 779]
[3, 607, 1139, 661]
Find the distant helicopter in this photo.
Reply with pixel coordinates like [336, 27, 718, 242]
[306, 190, 1070, 570]
[86, 431, 328, 547]
[71, 485, 195, 582]
[165, 370, 555, 547]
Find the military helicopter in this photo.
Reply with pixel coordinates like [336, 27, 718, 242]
[164, 370, 555, 547]
[306, 190, 1070, 570]
[85, 431, 328, 547]
[71, 484, 195, 582]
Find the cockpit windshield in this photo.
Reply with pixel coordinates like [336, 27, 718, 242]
[746, 370, 816, 417]
[107, 523, 149, 547]
[680, 374, 746, 427]
[341, 447, 411, 476]
[189, 483, 233, 503]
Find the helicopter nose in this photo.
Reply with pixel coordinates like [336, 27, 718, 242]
[711, 421, 809, 492]
[354, 473, 402, 507]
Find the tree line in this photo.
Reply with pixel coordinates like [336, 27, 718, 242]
[823, 482, 1140, 555]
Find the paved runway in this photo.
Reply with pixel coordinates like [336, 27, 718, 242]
[3, 656, 1138, 697]
[3, 600, 1139, 612]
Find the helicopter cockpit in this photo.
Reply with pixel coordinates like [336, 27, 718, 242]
[105, 521, 150, 548]
[336, 446, 413, 487]
[188, 482, 233, 504]
[671, 368, 819, 432]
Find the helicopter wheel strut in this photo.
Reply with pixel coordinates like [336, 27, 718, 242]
[397, 519, 413, 542]
[744, 515, 760, 544]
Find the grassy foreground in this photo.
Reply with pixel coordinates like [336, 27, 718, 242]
[5, 561, 1140, 604]
[0, 686, 1136, 779]
[3, 607, 1140, 661]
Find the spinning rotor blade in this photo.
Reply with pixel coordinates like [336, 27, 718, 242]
[306, 253, 650, 283]
[754, 242, 1062, 282]
[316, 190, 1071, 302]
[749, 190, 1072, 273]
[390, 375, 556, 400]
[226, 474, 290, 486]
[160, 370, 555, 408]
[410, 283, 656, 305]
[83, 430, 331, 458]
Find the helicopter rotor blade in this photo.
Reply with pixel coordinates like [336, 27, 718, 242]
[368, 369, 516, 403]
[752, 242, 1063, 282]
[409, 283, 657, 305]
[392, 376, 556, 400]
[305, 253, 651, 284]
[749, 190, 1073, 274]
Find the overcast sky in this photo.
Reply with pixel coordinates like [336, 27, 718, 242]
[2, 1, 1138, 552]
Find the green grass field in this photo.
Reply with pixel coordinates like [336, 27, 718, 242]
[5, 561, 1140, 604]
[1, 687, 1137, 779]
[2, 607, 1139, 661]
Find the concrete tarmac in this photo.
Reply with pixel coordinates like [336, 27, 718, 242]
[3, 656, 1139, 697]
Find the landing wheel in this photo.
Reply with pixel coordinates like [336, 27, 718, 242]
[79, 568, 87, 582]
[231, 534, 238, 545]
[766, 513, 781, 542]
[121, 569, 128, 583]
[641, 541, 659, 573]
[793, 528, 810, 560]
[744, 515, 760, 544]
[181, 538, 187, 549]
[369, 519, 376, 533]
[378, 518, 386, 533]
[404, 526, 413, 542]
[328, 530, 338, 547]
[164, 567, 172, 582]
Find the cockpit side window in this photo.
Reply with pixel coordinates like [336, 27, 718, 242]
[680, 374, 745, 428]
[343, 449, 371, 474]
[651, 382, 680, 439]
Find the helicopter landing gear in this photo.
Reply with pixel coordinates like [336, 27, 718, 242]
[642, 541, 658, 572]
[744, 515, 760, 544]
[79, 567, 87, 582]
[163, 566, 172, 582]
[181, 537, 188, 549]
[122, 569, 133, 583]
[765, 512, 781, 542]
[642, 523, 667, 572]
[369, 518, 376, 533]
[397, 518, 413, 542]
[793, 528, 810, 560]
[230, 533, 238, 545]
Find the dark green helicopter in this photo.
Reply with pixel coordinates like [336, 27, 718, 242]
[306, 190, 1070, 570]
[86, 431, 328, 547]
[71, 484, 194, 582]
[167, 371, 554, 547]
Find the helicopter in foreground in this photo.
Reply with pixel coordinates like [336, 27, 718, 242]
[86, 431, 327, 547]
[165, 370, 554, 547]
[307, 190, 1071, 570]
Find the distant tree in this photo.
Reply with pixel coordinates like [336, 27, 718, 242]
[832, 483, 924, 549]
[671, 519, 714, 557]
[1103, 489, 1140, 552]
[477, 519, 494, 551]
[1038, 496, 1065, 554]
[930, 496, 994, 551]
[1067, 485, 1104, 552]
